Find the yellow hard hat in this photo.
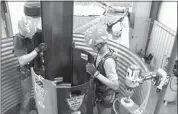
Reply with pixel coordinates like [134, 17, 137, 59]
[112, 22, 122, 38]
[18, 16, 37, 37]
[84, 26, 109, 47]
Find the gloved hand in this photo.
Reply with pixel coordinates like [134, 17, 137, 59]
[35, 43, 47, 53]
[86, 63, 97, 76]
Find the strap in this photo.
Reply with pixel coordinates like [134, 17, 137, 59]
[97, 52, 115, 70]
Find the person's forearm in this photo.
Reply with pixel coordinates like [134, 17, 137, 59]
[18, 50, 38, 67]
[96, 73, 119, 90]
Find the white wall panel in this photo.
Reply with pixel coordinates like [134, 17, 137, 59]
[147, 21, 176, 69]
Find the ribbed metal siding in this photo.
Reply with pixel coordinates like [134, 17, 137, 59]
[73, 16, 97, 30]
[1, 37, 22, 114]
[73, 33, 151, 110]
[147, 20, 176, 69]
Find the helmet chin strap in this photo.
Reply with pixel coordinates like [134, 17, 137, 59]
[96, 43, 106, 54]
[93, 45, 102, 53]
[24, 34, 34, 39]
[97, 47, 102, 53]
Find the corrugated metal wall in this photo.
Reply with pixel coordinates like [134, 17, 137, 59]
[1, 37, 22, 114]
[73, 33, 151, 110]
[146, 20, 176, 69]
[73, 16, 97, 30]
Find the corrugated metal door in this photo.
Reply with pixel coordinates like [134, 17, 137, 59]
[146, 20, 176, 69]
[1, 37, 22, 114]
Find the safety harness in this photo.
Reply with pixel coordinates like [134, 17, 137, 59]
[94, 51, 118, 107]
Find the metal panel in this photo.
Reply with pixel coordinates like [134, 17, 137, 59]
[146, 20, 176, 69]
[1, 37, 22, 114]
[73, 33, 151, 110]
[73, 16, 97, 30]
[41, 1, 73, 82]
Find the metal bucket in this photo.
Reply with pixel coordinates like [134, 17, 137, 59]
[56, 80, 93, 114]
[31, 67, 94, 114]
[73, 33, 151, 114]
[31, 68, 58, 114]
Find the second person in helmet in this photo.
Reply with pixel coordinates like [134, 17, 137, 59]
[85, 26, 119, 114]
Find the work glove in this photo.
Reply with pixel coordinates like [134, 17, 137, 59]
[86, 63, 98, 77]
[35, 43, 47, 53]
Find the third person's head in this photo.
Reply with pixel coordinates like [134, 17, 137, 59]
[85, 26, 109, 54]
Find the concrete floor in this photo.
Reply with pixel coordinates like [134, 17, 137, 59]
[158, 92, 177, 114]
[159, 100, 177, 114]
[148, 85, 177, 114]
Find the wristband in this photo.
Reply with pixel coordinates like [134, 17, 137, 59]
[94, 71, 100, 78]
[35, 47, 40, 53]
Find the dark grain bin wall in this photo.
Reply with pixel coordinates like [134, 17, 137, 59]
[1, 37, 22, 114]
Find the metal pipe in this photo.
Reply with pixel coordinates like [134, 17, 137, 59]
[154, 29, 177, 114]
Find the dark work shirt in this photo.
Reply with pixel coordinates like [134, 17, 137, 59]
[32, 29, 43, 72]
[13, 29, 42, 72]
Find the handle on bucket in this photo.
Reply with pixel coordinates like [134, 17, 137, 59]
[70, 90, 82, 97]
[80, 49, 94, 80]
[68, 80, 92, 98]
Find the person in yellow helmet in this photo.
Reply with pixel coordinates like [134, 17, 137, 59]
[13, 15, 47, 114]
[85, 26, 119, 114]
[106, 16, 124, 42]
